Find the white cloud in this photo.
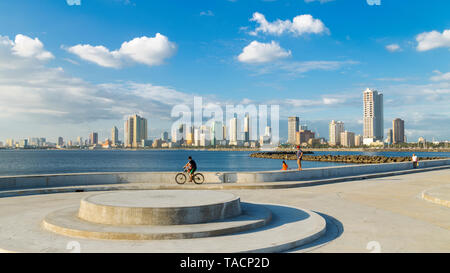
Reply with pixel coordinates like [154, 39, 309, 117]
[0, 34, 190, 125]
[385, 43, 401, 52]
[416, 29, 450, 51]
[66, 33, 177, 68]
[278, 60, 357, 74]
[304, 0, 335, 3]
[66, 0, 81, 6]
[5, 34, 54, 61]
[249, 12, 329, 37]
[238, 41, 291, 64]
[200, 10, 214, 16]
[430, 70, 450, 82]
[66, 44, 121, 68]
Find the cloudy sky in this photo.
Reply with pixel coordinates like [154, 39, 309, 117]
[0, 0, 449, 143]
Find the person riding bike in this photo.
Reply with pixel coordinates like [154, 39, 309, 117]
[183, 156, 197, 182]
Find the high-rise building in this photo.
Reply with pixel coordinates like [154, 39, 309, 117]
[77, 136, 83, 146]
[89, 132, 98, 145]
[19, 139, 28, 148]
[211, 121, 223, 146]
[111, 126, 119, 146]
[392, 118, 405, 144]
[288, 117, 299, 144]
[355, 134, 363, 147]
[329, 120, 345, 146]
[57, 137, 64, 146]
[363, 88, 384, 144]
[124, 114, 148, 148]
[243, 114, 250, 142]
[161, 131, 169, 141]
[387, 129, 393, 145]
[340, 131, 355, 147]
[229, 118, 239, 146]
[265, 126, 271, 137]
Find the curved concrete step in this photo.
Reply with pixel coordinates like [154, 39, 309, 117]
[0, 201, 326, 253]
[422, 185, 450, 207]
[42, 203, 271, 240]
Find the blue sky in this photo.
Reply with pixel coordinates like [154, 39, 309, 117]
[0, 0, 449, 143]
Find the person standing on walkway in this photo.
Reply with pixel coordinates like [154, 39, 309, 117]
[412, 154, 418, 169]
[296, 146, 303, 171]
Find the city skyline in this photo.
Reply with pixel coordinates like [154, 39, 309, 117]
[0, 1, 450, 142]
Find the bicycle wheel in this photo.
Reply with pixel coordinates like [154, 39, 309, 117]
[175, 173, 187, 184]
[193, 173, 204, 184]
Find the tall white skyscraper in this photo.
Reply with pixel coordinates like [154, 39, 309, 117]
[363, 88, 384, 144]
[288, 117, 299, 144]
[329, 120, 345, 146]
[229, 118, 239, 146]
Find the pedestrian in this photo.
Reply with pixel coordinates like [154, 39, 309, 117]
[412, 154, 418, 169]
[296, 145, 303, 171]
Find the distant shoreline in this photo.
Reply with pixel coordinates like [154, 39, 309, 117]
[1, 147, 450, 153]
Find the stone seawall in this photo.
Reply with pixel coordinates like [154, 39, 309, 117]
[250, 152, 444, 164]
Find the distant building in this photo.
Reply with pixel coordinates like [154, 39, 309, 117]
[229, 118, 239, 146]
[243, 114, 250, 143]
[211, 121, 223, 146]
[172, 123, 184, 143]
[161, 131, 169, 141]
[19, 139, 28, 148]
[288, 117, 299, 144]
[392, 118, 405, 144]
[387, 129, 393, 145]
[77, 136, 83, 147]
[355, 134, 363, 147]
[340, 131, 355, 147]
[363, 88, 384, 144]
[329, 120, 345, 146]
[89, 132, 98, 145]
[57, 137, 64, 147]
[111, 126, 119, 146]
[6, 139, 14, 147]
[124, 114, 148, 148]
[152, 139, 162, 148]
[296, 130, 315, 145]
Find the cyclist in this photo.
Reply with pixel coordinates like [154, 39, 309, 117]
[183, 156, 197, 182]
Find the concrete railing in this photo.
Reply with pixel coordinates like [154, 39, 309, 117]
[0, 158, 448, 189]
[0, 171, 226, 190]
[223, 158, 450, 183]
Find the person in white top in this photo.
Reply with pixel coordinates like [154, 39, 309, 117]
[412, 154, 418, 168]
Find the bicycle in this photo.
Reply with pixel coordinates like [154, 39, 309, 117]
[175, 168, 205, 185]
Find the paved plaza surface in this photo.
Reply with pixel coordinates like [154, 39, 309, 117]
[0, 169, 448, 252]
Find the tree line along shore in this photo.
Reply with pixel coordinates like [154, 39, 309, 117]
[249, 152, 445, 164]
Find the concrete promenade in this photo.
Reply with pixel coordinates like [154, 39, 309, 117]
[0, 169, 448, 252]
[0, 165, 448, 252]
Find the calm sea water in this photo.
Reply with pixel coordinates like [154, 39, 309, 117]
[0, 149, 448, 176]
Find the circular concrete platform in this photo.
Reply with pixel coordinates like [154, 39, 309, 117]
[78, 190, 241, 225]
[0, 190, 328, 253]
[43, 203, 271, 240]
